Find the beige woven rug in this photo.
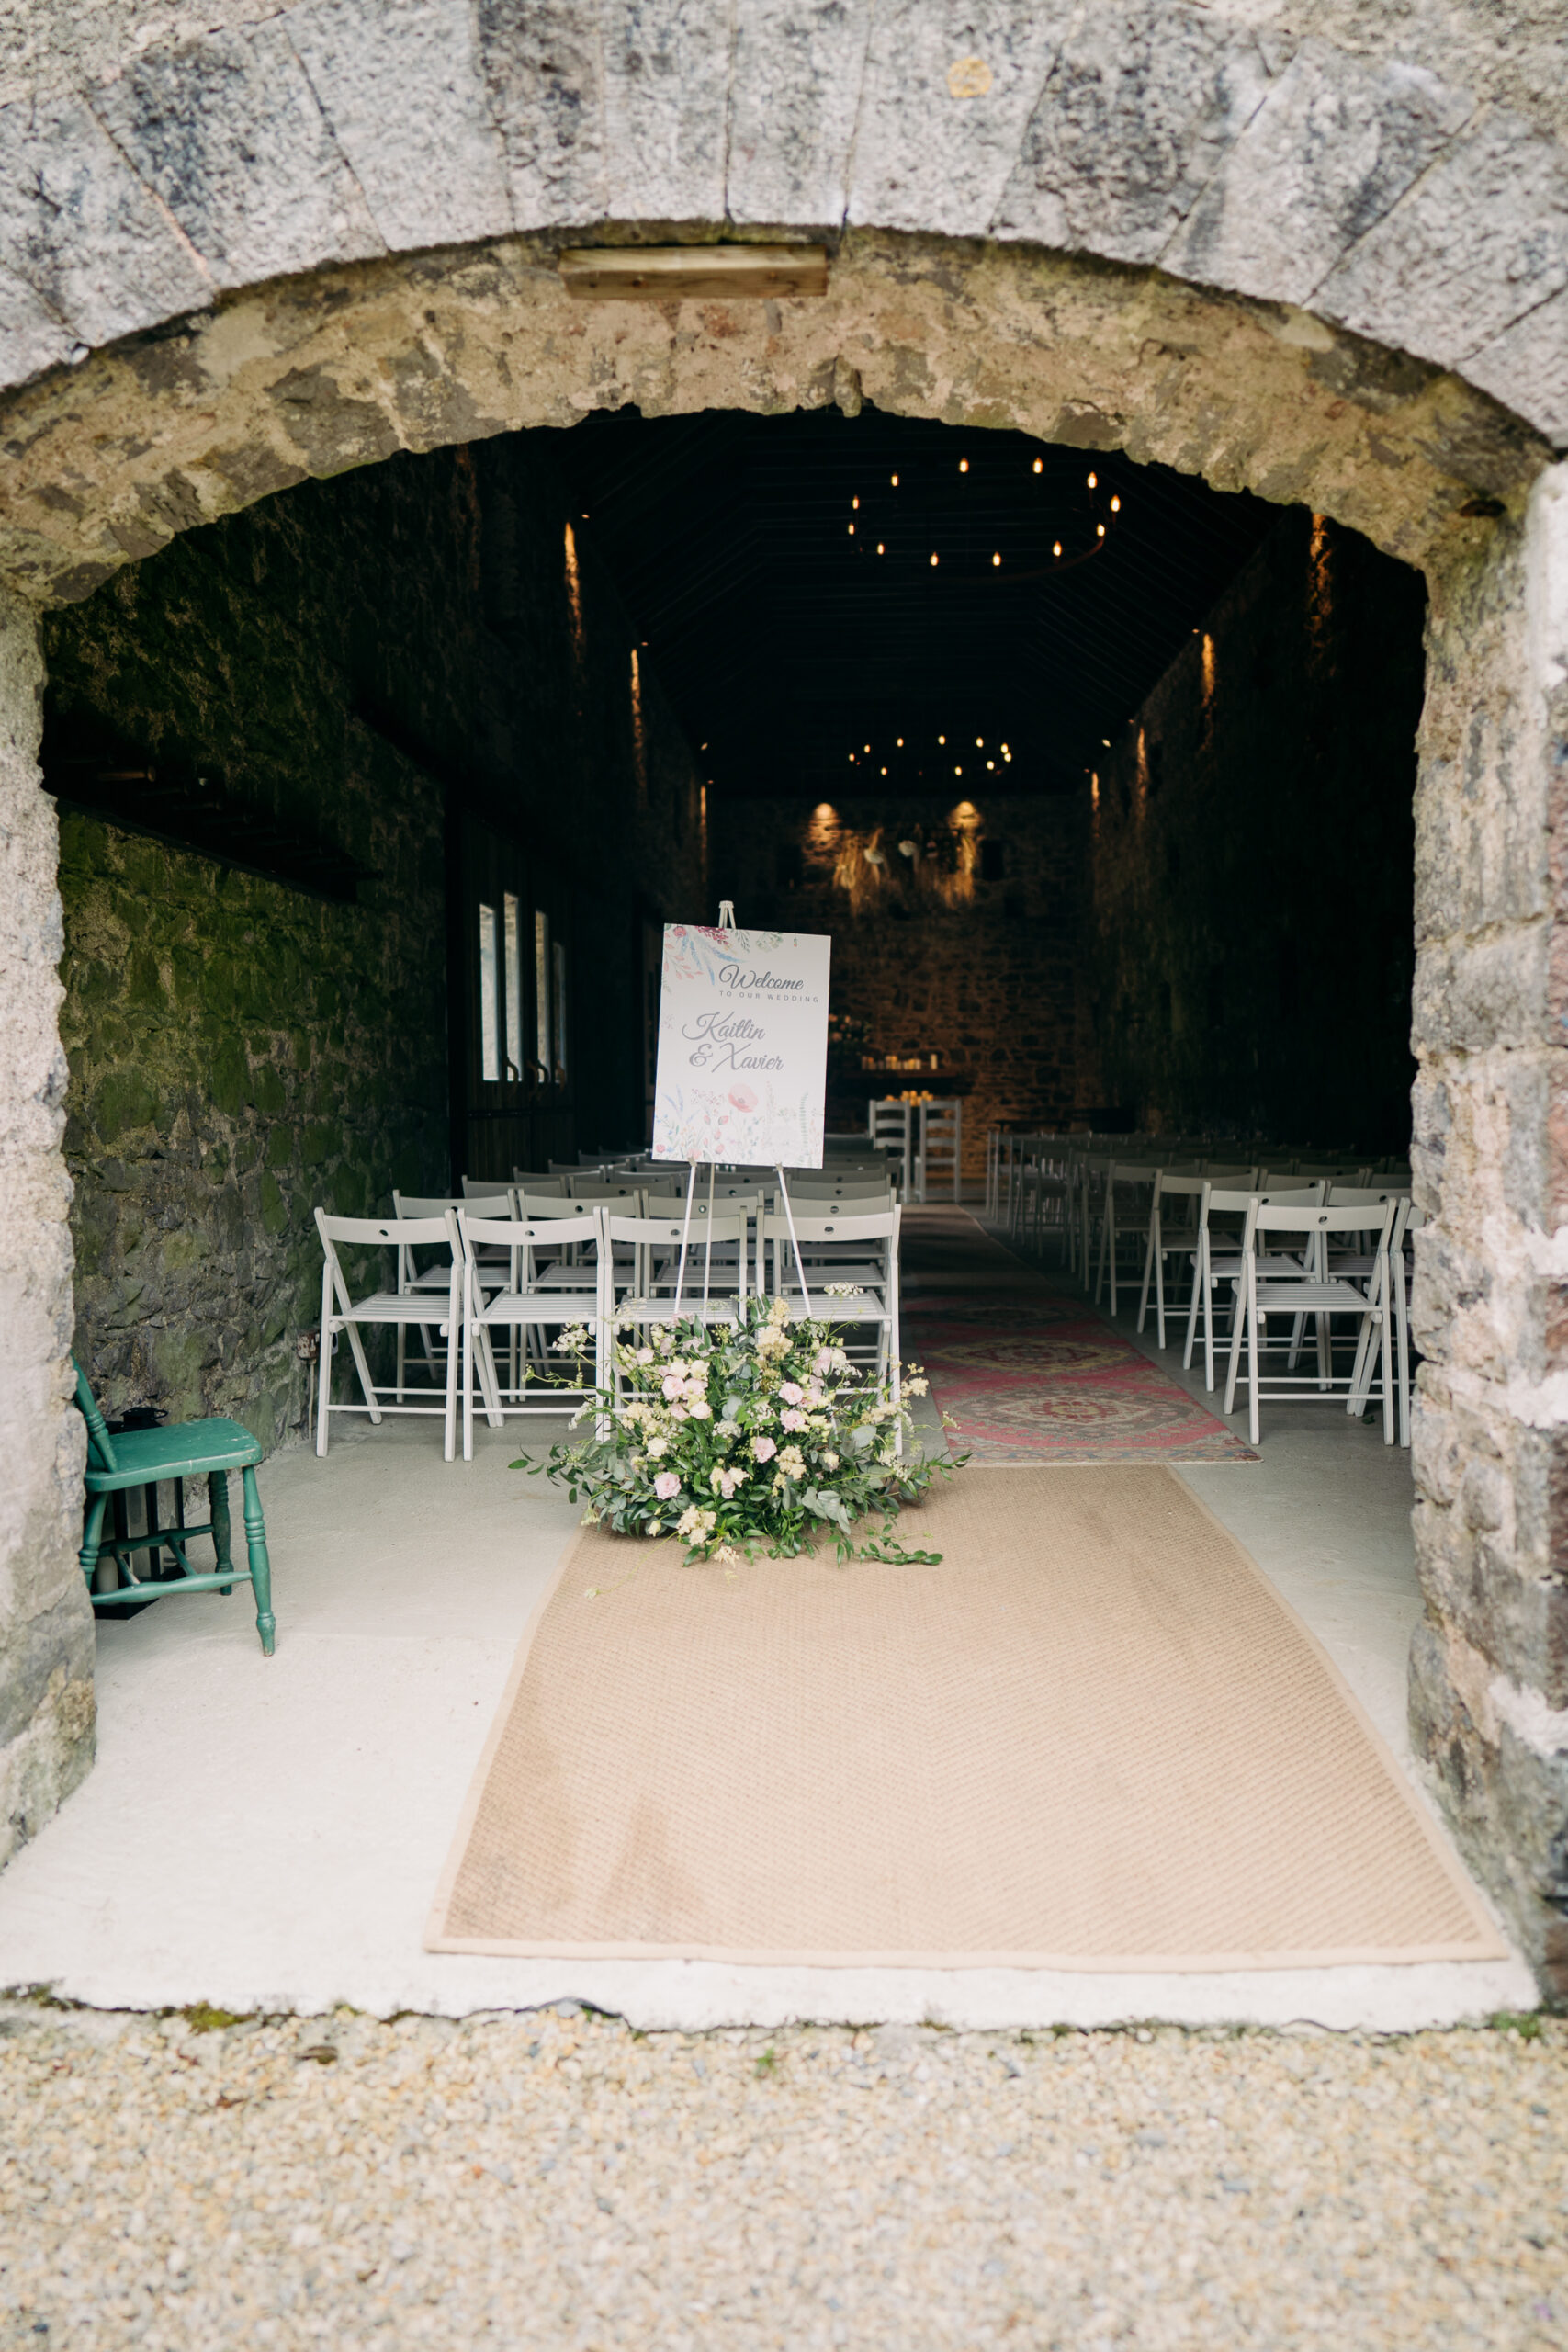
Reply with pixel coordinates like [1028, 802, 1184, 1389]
[427, 1468, 1503, 1969]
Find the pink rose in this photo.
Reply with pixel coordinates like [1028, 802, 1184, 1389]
[780, 1408, 807, 1431]
[751, 1436, 777, 1464]
[661, 1374, 683, 1398]
[779, 1381, 804, 1405]
[653, 1471, 681, 1501]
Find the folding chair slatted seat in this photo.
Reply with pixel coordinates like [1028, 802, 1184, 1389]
[73, 1358, 276, 1653]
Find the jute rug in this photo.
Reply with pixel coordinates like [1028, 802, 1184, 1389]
[427, 1469, 1502, 1970]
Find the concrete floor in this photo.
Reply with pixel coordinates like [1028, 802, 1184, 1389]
[0, 1215, 1536, 2030]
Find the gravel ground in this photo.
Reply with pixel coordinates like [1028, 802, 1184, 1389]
[1, 2000, 1562, 2350]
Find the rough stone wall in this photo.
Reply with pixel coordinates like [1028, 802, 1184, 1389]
[0, 590, 95, 1871]
[1405, 465, 1568, 1999]
[1084, 510, 1427, 1147]
[719, 797, 1084, 1170]
[0, 3, 1562, 443]
[43, 431, 704, 1447]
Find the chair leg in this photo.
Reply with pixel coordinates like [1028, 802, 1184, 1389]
[1396, 1261, 1413, 1447]
[79, 1492, 108, 1589]
[241, 1466, 276, 1656]
[209, 1470, 234, 1595]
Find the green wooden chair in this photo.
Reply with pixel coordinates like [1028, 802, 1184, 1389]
[73, 1360, 276, 1655]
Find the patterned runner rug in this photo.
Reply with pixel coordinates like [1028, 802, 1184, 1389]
[902, 1212, 1257, 1464]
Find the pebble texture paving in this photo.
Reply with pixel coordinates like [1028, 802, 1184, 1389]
[1, 2000, 1562, 2349]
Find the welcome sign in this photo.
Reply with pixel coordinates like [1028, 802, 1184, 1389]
[651, 924, 831, 1168]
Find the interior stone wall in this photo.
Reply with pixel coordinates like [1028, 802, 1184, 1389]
[44, 432, 704, 1448]
[719, 797, 1085, 1168]
[1083, 510, 1427, 1147]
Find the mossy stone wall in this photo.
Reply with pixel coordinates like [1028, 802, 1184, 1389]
[44, 435, 703, 1446]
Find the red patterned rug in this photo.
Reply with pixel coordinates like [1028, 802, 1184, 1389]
[902, 1217, 1257, 1465]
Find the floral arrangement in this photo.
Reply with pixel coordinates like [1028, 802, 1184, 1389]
[515, 1292, 956, 1564]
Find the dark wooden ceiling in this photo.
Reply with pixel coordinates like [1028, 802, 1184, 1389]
[550, 403, 1279, 800]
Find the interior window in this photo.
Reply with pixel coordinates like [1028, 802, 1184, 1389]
[502, 893, 523, 1081]
[479, 901, 500, 1081]
[534, 909, 550, 1079]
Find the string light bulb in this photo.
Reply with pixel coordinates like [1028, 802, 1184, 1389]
[930, 552, 939, 566]
[987, 760, 995, 770]
[847, 523, 854, 534]
[1053, 541, 1062, 557]
[1110, 495, 1121, 512]
[1097, 523, 1105, 537]
[897, 737, 904, 747]
[1087, 471, 1098, 488]
[938, 734, 946, 744]
[890, 473, 898, 486]
[992, 552, 1001, 566]
[1000, 743, 1010, 755]
[959, 458, 968, 472]
[976, 737, 984, 748]
[852, 496, 860, 509]
[1032, 458, 1043, 474]
[876, 542, 885, 554]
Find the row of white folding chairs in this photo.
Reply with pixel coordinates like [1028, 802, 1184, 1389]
[313, 1203, 901, 1461]
[1129, 1178, 1419, 1445]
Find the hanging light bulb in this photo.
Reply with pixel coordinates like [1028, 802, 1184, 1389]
[897, 737, 904, 747]
[937, 734, 946, 745]
[930, 552, 939, 566]
[1110, 495, 1121, 512]
[987, 760, 995, 770]
[876, 542, 886, 555]
[852, 496, 860, 509]
[848, 523, 855, 534]
[992, 552, 1001, 566]
[890, 473, 898, 486]
[1032, 458, 1043, 474]
[1097, 523, 1106, 537]
[1087, 471, 1098, 488]
[881, 765, 887, 775]
[959, 458, 969, 473]
[1053, 541, 1062, 558]
[1000, 743, 1010, 754]
[863, 743, 871, 753]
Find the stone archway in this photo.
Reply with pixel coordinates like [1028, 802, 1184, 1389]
[1, 1, 1564, 1996]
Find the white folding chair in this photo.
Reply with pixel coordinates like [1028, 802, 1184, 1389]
[1183, 1183, 1325, 1389]
[314, 1207, 463, 1459]
[869, 1099, 912, 1195]
[391, 1189, 509, 1396]
[761, 1208, 902, 1418]
[456, 1208, 606, 1460]
[1136, 1167, 1258, 1346]
[607, 1207, 757, 1334]
[1223, 1198, 1398, 1445]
